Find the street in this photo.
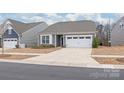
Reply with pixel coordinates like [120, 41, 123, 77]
[0, 62, 123, 80]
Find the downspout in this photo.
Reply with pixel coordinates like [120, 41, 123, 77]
[1, 34, 4, 54]
[38, 35, 40, 46]
[54, 34, 57, 47]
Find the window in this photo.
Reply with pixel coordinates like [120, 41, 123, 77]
[42, 36, 46, 44]
[73, 37, 78, 39]
[8, 29, 12, 35]
[86, 37, 91, 39]
[42, 36, 49, 44]
[79, 37, 84, 39]
[120, 22, 124, 29]
[46, 36, 49, 44]
[67, 37, 72, 39]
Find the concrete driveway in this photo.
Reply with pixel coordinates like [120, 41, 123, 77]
[24, 48, 98, 66]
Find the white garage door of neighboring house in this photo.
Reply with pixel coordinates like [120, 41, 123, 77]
[3, 38, 18, 48]
[66, 35, 92, 48]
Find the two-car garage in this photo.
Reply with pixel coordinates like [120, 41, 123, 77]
[65, 35, 93, 48]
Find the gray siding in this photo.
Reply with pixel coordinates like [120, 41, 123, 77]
[20, 23, 48, 47]
[111, 17, 124, 46]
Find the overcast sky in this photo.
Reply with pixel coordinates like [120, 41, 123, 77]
[0, 13, 123, 25]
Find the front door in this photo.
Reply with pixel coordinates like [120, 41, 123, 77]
[60, 36, 63, 46]
[56, 35, 63, 47]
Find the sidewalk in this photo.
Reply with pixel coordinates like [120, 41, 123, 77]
[0, 58, 124, 69]
[92, 55, 124, 58]
[0, 52, 42, 56]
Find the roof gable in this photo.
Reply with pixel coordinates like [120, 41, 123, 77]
[0, 19, 45, 34]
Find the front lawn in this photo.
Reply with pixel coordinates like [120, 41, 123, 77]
[0, 54, 37, 60]
[93, 57, 124, 65]
[92, 46, 124, 55]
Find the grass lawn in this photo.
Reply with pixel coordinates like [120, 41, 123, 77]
[93, 57, 124, 65]
[0, 54, 37, 60]
[5, 47, 61, 54]
[92, 46, 124, 55]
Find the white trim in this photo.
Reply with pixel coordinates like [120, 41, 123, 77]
[40, 31, 97, 35]
[40, 34, 52, 44]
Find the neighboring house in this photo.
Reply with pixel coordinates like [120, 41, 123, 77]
[111, 16, 124, 46]
[0, 19, 48, 48]
[39, 20, 97, 48]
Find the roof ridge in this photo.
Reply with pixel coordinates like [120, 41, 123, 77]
[49, 20, 95, 26]
[8, 18, 44, 25]
[7, 18, 24, 24]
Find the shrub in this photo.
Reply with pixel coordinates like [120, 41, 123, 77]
[92, 37, 100, 48]
[31, 44, 55, 49]
[15, 45, 20, 48]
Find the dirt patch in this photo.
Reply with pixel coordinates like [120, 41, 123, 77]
[116, 58, 124, 62]
[5, 47, 61, 54]
[92, 46, 124, 55]
[93, 57, 124, 65]
[0, 54, 37, 60]
[0, 54, 11, 57]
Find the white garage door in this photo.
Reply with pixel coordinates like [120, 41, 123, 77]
[66, 35, 92, 48]
[3, 38, 18, 48]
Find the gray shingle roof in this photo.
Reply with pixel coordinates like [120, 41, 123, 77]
[40, 20, 96, 35]
[0, 19, 45, 34]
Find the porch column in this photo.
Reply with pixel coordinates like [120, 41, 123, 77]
[63, 34, 65, 47]
[54, 34, 57, 47]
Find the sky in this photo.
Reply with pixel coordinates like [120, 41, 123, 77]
[0, 13, 123, 25]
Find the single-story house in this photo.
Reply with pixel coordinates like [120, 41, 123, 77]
[39, 20, 97, 48]
[0, 19, 48, 48]
[111, 16, 124, 46]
